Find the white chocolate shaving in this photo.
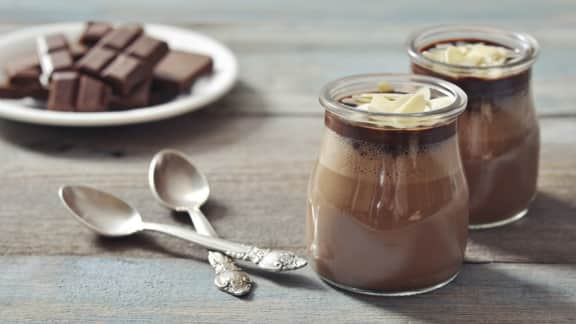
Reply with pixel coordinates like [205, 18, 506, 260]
[423, 42, 517, 67]
[377, 81, 394, 92]
[429, 96, 455, 110]
[394, 93, 427, 114]
[346, 82, 456, 129]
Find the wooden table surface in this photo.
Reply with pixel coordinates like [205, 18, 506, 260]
[0, 1, 575, 323]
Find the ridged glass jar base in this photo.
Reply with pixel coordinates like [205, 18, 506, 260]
[319, 272, 460, 297]
[469, 207, 530, 230]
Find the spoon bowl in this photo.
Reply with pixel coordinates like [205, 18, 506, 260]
[59, 185, 143, 237]
[149, 149, 210, 211]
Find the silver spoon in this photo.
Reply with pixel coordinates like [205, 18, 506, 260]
[60, 185, 307, 272]
[149, 149, 253, 297]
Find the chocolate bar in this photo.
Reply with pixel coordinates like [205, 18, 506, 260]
[47, 71, 79, 111]
[153, 50, 213, 93]
[98, 25, 143, 51]
[47, 72, 112, 112]
[80, 22, 113, 47]
[76, 24, 160, 95]
[38, 34, 74, 80]
[0, 22, 214, 111]
[75, 75, 110, 112]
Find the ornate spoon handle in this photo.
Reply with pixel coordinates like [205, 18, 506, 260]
[142, 221, 307, 272]
[186, 208, 252, 297]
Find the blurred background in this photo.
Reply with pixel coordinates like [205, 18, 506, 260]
[0, 0, 573, 116]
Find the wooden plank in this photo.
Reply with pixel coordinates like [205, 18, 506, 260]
[0, 116, 574, 263]
[0, 256, 575, 323]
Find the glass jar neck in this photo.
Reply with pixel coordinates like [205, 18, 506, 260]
[325, 110, 458, 150]
[406, 25, 540, 80]
[319, 74, 468, 131]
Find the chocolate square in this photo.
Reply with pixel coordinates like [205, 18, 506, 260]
[70, 43, 89, 61]
[37, 34, 68, 53]
[40, 50, 74, 77]
[111, 80, 150, 109]
[80, 22, 113, 47]
[153, 50, 213, 93]
[97, 25, 143, 51]
[102, 54, 150, 95]
[47, 71, 79, 111]
[76, 46, 116, 76]
[76, 75, 110, 112]
[125, 35, 168, 66]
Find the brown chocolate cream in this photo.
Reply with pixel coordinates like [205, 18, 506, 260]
[309, 75, 469, 295]
[407, 28, 540, 228]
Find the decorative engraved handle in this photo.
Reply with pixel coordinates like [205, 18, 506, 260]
[224, 246, 308, 272]
[142, 222, 307, 272]
[187, 208, 252, 297]
[208, 251, 252, 296]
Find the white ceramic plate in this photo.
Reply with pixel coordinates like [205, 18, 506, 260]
[0, 22, 238, 126]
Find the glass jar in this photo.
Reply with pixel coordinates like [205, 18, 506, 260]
[307, 74, 469, 296]
[407, 26, 540, 229]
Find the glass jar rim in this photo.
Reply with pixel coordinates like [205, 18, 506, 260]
[319, 73, 467, 121]
[406, 25, 540, 71]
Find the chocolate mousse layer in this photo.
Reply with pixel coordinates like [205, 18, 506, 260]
[412, 63, 530, 101]
[326, 110, 456, 150]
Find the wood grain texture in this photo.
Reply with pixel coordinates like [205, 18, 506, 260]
[0, 116, 574, 264]
[0, 257, 575, 323]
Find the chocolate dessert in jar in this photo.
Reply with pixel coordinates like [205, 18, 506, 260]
[307, 74, 469, 296]
[407, 26, 540, 229]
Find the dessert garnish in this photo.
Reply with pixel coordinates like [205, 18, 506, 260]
[343, 82, 454, 113]
[341, 82, 455, 128]
[422, 42, 519, 67]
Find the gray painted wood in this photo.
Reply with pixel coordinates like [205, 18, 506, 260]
[0, 257, 575, 323]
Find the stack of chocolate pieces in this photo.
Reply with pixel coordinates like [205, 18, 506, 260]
[0, 22, 214, 112]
